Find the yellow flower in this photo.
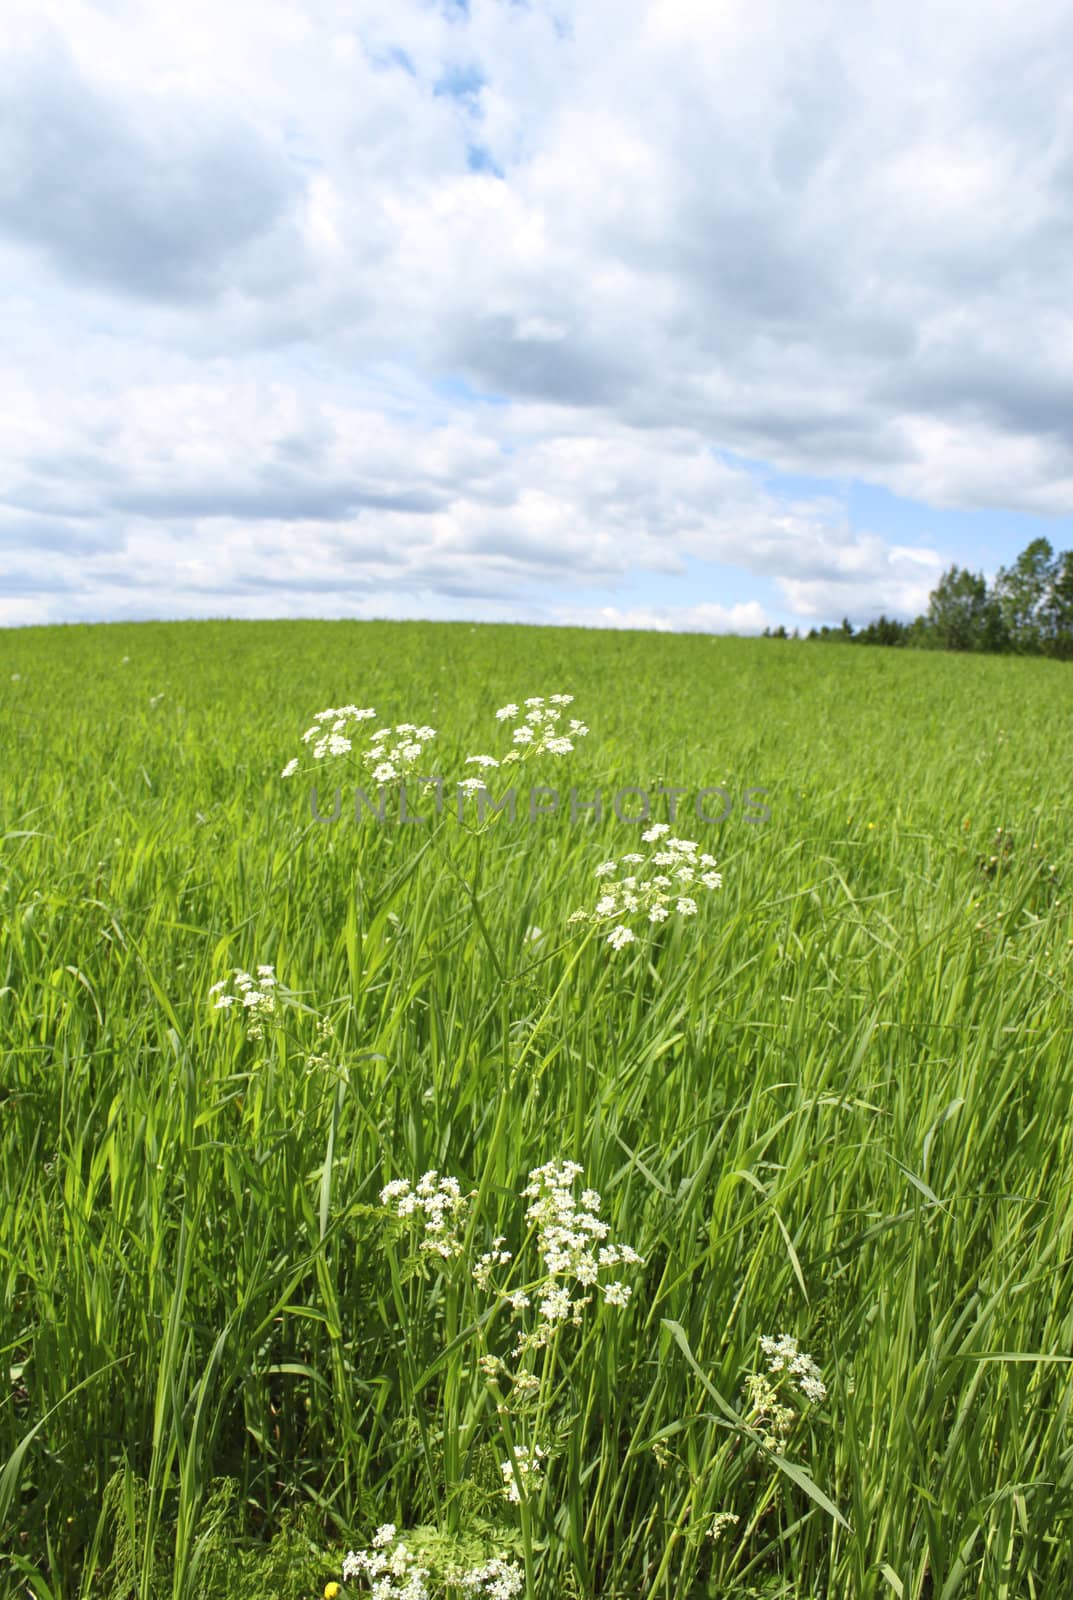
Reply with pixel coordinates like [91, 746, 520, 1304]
[325, 1584, 341, 1599]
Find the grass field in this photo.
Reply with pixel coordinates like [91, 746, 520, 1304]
[2, 619, 1073, 1599]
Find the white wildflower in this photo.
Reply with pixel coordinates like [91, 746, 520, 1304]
[750, 1334, 827, 1424]
[457, 1558, 525, 1599]
[539, 1284, 572, 1321]
[341, 1525, 429, 1599]
[571, 838, 722, 950]
[709, 1512, 740, 1542]
[208, 966, 279, 1038]
[380, 1172, 470, 1258]
[284, 705, 433, 781]
[500, 1444, 545, 1502]
[509, 1160, 643, 1352]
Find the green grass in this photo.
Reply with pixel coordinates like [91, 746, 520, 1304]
[2, 618, 1073, 1599]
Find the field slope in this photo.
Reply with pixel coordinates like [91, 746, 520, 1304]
[2, 620, 1073, 1599]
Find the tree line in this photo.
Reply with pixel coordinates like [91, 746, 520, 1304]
[761, 537, 1073, 656]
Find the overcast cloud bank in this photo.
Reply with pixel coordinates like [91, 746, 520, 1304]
[2, 0, 1072, 629]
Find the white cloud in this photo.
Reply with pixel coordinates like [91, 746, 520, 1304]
[551, 601, 770, 634]
[2, 0, 1072, 627]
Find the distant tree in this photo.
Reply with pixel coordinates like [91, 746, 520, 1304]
[906, 614, 938, 649]
[806, 620, 858, 642]
[840, 617, 854, 638]
[994, 538, 1055, 654]
[1045, 549, 1073, 659]
[854, 614, 909, 647]
[926, 566, 1005, 652]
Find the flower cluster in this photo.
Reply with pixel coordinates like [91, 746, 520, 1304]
[741, 1373, 797, 1452]
[281, 707, 435, 782]
[708, 1511, 740, 1543]
[208, 965, 278, 1040]
[758, 1333, 827, 1404]
[452, 1557, 525, 1599]
[473, 1236, 512, 1291]
[286, 705, 377, 771]
[460, 694, 587, 792]
[507, 1161, 644, 1351]
[741, 1334, 826, 1452]
[568, 824, 723, 951]
[380, 1172, 470, 1259]
[362, 722, 438, 784]
[499, 1443, 545, 1503]
[342, 1525, 429, 1600]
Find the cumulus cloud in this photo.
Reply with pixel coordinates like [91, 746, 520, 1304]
[0, 30, 304, 302]
[1, 0, 1071, 628]
[551, 601, 771, 634]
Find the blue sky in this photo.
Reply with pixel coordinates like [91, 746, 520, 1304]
[2, 0, 1072, 633]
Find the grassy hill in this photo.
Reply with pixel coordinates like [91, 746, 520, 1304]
[2, 620, 1072, 1598]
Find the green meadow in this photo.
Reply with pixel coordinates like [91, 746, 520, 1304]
[3, 618, 1073, 1600]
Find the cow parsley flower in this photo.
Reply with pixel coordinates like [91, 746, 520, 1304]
[509, 1160, 644, 1352]
[742, 1373, 797, 1452]
[708, 1511, 740, 1543]
[281, 705, 434, 783]
[500, 1443, 545, 1502]
[363, 723, 436, 782]
[464, 694, 588, 784]
[739, 1334, 826, 1453]
[454, 1557, 525, 1599]
[759, 1333, 827, 1402]
[341, 1526, 429, 1599]
[473, 1236, 512, 1290]
[572, 838, 722, 950]
[380, 1171, 470, 1259]
[208, 966, 281, 1040]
